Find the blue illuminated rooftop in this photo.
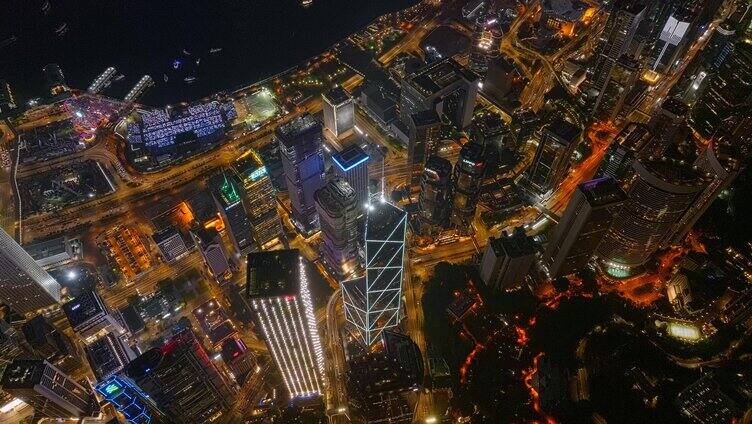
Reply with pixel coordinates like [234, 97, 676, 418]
[332, 144, 370, 172]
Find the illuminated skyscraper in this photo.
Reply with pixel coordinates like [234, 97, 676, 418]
[406, 110, 442, 191]
[210, 172, 254, 254]
[1, 359, 97, 418]
[646, 97, 689, 158]
[342, 202, 407, 346]
[322, 86, 354, 138]
[649, 5, 694, 73]
[690, 43, 752, 139]
[597, 158, 708, 277]
[278, 114, 326, 235]
[666, 140, 740, 245]
[480, 227, 535, 291]
[450, 142, 486, 231]
[232, 148, 282, 249]
[596, 122, 651, 182]
[95, 375, 165, 424]
[331, 143, 370, 209]
[125, 328, 235, 422]
[246, 250, 326, 399]
[525, 118, 581, 196]
[0, 227, 61, 314]
[592, 54, 640, 121]
[400, 59, 479, 129]
[590, 0, 645, 111]
[315, 178, 361, 278]
[418, 155, 453, 235]
[541, 177, 626, 279]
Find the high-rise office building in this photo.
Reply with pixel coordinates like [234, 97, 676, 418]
[278, 114, 326, 235]
[95, 375, 166, 424]
[62, 290, 124, 341]
[648, 5, 695, 73]
[590, 0, 646, 111]
[342, 202, 407, 346]
[152, 227, 190, 262]
[0, 78, 16, 114]
[479, 227, 536, 291]
[472, 112, 515, 153]
[220, 337, 255, 385]
[450, 142, 486, 231]
[597, 158, 709, 277]
[645, 97, 689, 158]
[400, 59, 479, 129]
[232, 148, 282, 249]
[191, 227, 232, 282]
[596, 122, 651, 182]
[691, 43, 752, 139]
[331, 143, 371, 208]
[1, 359, 97, 418]
[124, 328, 235, 422]
[84, 332, 136, 380]
[541, 177, 626, 279]
[210, 172, 254, 254]
[246, 250, 326, 399]
[42, 63, 68, 95]
[322, 86, 354, 138]
[418, 155, 453, 235]
[0, 227, 61, 314]
[525, 118, 582, 196]
[406, 110, 442, 190]
[347, 353, 416, 424]
[511, 109, 541, 148]
[315, 178, 361, 278]
[666, 140, 740, 245]
[593, 54, 641, 121]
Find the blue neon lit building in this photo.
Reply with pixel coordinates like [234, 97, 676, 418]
[95, 376, 164, 424]
[331, 143, 370, 209]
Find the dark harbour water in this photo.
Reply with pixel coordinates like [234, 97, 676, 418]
[0, 0, 417, 105]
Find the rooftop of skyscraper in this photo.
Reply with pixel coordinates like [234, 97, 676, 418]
[578, 177, 627, 207]
[323, 86, 351, 106]
[276, 114, 321, 149]
[489, 227, 535, 259]
[1, 359, 46, 389]
[246, 249, 301, 298]
[408, 58, 478, 96]
[366, 201, 407, 242]
[332, 144, 369, 172]
[410, 109, 441, 127]
[614, 122, 651, 152]
[637, 157, 710, 189]
[315, 178, 357, 215]
[545, 118, 581, 147]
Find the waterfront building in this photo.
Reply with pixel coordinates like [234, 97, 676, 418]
[191, 227, 232, 282]
[210, 172, 255, 254]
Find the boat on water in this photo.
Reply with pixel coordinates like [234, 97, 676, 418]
[0, 36, 18, 48]
[164, 74, 169, 82]
[114, 74, 125, 81]
[183, 49, 191, 56]
[184, 76, 197, 84]
[209, 47, 223, 54]
[195, 58, 201, 66]
[173, 59, 182, 70]
[55, 23, 68, 36]
[301, 0, 313, 7]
